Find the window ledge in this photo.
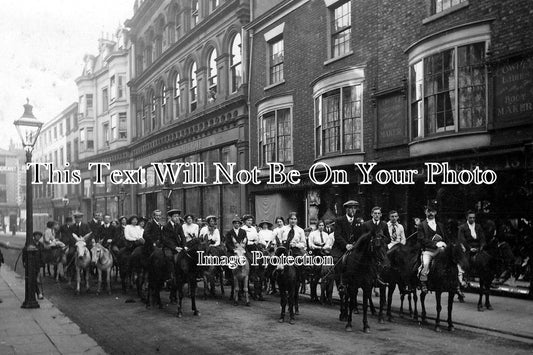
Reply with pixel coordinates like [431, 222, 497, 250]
[422, 1, 469, 25]
[264, 80, 286, 91]
[323, 51, 354, 66]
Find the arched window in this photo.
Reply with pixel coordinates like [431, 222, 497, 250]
[174, 73, 181, 118]
[230, 33, 242, 93]
[161, 83, 167, 122]
[190, 62, 197, 112]
[207, 48, 217, 101]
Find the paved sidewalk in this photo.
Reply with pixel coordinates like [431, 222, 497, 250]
[0, 264, 106, 355]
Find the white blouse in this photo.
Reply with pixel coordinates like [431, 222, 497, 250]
[258, 229, 275, 247]
[124, 224, 144, 241]
[182, 223, 200, 242]
[241, 225, 259, 245]
[199, 226, 220, 246]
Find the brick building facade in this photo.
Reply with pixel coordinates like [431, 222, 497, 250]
[246, 0, 533, 228]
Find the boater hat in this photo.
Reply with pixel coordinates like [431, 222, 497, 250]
[167, 209, 181, 217]
[73, 211, 84, 217]
[241, 214, 254, 222]
[205, 215, 217, 223]
[343, 200, 359, 208]
[258, 220, 273, 228]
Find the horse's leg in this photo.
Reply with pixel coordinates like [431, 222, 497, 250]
[378, 284, 386, 323]
[408, 292, 413, 318]
[337, 278, 347, 321]
[369, 290, 376, 316]
[420, 291, 427, 325]
[76, 267, 81, 295]
[288, 285, 295, 324]
[107, 269, 112, 295]
[233, 275, 239, 305]
[191, 275, 199, 316]
[477, 279, 484, 311]
[176, 280, 184, 318]
[413, 290, 419, 321]
[244, 276, 250, 306]
[435, 291, 442, 332]
[279, 287, 287, 322]
[203, 273, 208, 300]
[219, 267, 225, 296]
[96, 269, 102, 295]
[448, 290, 455, 331]
[485, 279, 493, 310]
[354, 288, 360, 314]
[85, 268, 90, 293]
[387, 284, 395, 322]
[362, 286, 371, 333]
[345, 285, 354, 332]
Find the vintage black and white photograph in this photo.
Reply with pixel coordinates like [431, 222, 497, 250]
[0, 0, 532, 354]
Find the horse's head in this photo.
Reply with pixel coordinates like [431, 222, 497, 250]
[75, 239, 88, 260]
[91, 243, 103, 264]
[233, 245, 246, 259]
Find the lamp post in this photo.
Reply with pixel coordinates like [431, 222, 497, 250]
[116, 186, 127, 217]
[14, 99, 43, 309]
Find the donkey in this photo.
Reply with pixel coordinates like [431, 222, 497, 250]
[73, 232, 92, 295]
[231, 245, 250, 306]
[91, 242, 114, 295]
[275, 246, 299, 324]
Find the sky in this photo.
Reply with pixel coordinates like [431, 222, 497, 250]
[0, 0, 133, 149]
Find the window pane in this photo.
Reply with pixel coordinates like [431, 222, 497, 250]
[458, 42, 486, 130]
[342, 85, 362, 151]
[322, 89, 341, 154]
[276, 109, 291, 163]
[331, 1, 351, 57]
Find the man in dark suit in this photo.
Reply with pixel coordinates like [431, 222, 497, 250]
[361, 206, 391, 242]
[72, 212, 92, 243]
[417, 200, 447, 292]
[457, 210, 485, 288]
[161, 209, 186, 261]
[88, 212, 103, 234]
[142, 209, 163, 256]
[332, 200, 364, 262]
[97, 215, 116, 250]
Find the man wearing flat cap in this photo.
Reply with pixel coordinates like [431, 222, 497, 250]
[72, 212, 91, 244]
[332, 200, 364, 262]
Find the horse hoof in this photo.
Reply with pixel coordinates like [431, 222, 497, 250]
[289, 318, 295, 325]
[278, 317, 284, 323]
[177, 312, 182, 318]
[233, 301, 238, 306]
[38, 294, 44, 300]
[295, 310, 300, 316]
[485, 305, 493, 311]
[339, 314, 347, 322]
[246, 302, 251, 307]
[345, 326, 353, 332]
[387, 317, 394, 323]
[458, 296, 465, 303]
[363, 327, 370, 333]
[477, 306, 484, 312]
[193, 311, 200, 316]
[435, 326, 442, 332]
[75, 291, 80, 296]
[107, 291, 111, 296]
[448, 325, 455, 332]
[378, 318, 385, 324]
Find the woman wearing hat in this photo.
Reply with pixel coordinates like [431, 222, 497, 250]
[258, 220, 275, 248]
[182, 214, 199, 243]
[199, 215, 220, 247]
[272, 217, 285, 247]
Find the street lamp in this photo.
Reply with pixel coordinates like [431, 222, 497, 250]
[116, 186, 127, 217]
[14, 99, 43, 309]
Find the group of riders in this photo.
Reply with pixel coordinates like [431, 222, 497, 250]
[29, 197, 531, 326]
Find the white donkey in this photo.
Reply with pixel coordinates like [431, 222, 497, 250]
[91, 242, 114, 295]
[73, 232, 92, 295]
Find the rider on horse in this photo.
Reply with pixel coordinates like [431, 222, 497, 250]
[332, 200, 364, 266]
[418, 200, 448, 293]
[458, 210, 486, 281]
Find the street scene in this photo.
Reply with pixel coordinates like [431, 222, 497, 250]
[1, 0, 533, 354]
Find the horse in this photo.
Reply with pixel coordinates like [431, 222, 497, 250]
[275, 246, 300, 324]
[202, 244, 226, 299]
[37, 243, 67, 283]
[175, 239, 203, 317]
[91, 242, 114, 295]
[468, 236, 515, 311]
[231, 245, 250, 306]
[248, 244, 268, 301]
[342, 231, 388, 332]
[73, 235, 92, 295]
[420, 242, 468, 332]
[145, 246, 174, 309]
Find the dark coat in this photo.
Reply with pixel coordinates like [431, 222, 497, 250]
[58, 224, 76, 247]
[143, 219, 163, 250]
[97, 224, 116, 248]
[225, 228, 247, 252]
[417, 219, 446, 251]
[72, 222, 91, 240]
[161, 221, 186, 254]
[458, 223, 486, 250]
[361, 219, 391, 244]
[88, 219, 102, 234]
[332, 216, 363, 258]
